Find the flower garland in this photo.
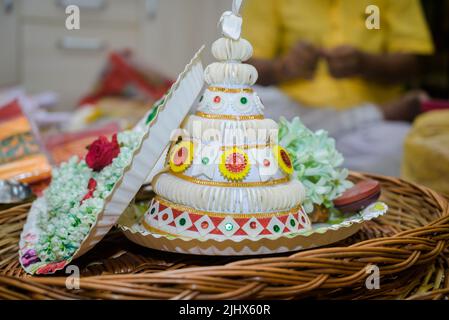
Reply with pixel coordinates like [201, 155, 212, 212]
[35, 130, 144, 262]
[278, 117, 353, 213]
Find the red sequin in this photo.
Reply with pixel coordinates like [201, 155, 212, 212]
[280, 150, 292, 168]
[263, 159, 271, 167]
[173, 147, 188, 166]
[201, 221, 209, 229]
[225, 153, 247, 173]
[213, 96, 221, 103]
[250, 221, 257, 229]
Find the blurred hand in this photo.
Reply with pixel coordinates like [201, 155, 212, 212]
[276, 41, 320, 81]
[323, 45, 364, 79]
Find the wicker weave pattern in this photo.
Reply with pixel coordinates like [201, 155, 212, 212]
[0, 172, 448, 300]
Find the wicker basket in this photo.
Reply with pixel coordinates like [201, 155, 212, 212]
[1, 172, 448, 300]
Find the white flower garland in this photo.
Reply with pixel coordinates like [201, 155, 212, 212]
[278, 117, 353, 213]
[36, 130, 144, 262]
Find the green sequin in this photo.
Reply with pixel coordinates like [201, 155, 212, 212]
[273, 225, 280, 233]
[202, 157, 209, 165]
[240, 97, 248, 104]
[290, 219, 296, 227]
[225, 223, 233, 231]
[145, 106, 159, 125]
[179, 218, 186, 226]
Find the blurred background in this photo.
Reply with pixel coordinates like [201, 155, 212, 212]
[0, 0, 231, 107]
[419, 0, 449, 98]
[0, 0, 448, 195]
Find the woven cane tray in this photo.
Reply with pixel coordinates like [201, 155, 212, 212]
[1, 172, 449, 300]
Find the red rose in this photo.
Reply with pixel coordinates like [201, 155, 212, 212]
[85, 134, 120, 171]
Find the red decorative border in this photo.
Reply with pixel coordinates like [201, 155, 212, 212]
[142, 197, 311, 239]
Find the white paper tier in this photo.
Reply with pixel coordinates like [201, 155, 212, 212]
[196, 86, 265, 117]
[180, 142, 287, 183]
[153, 173, 305, 214]
[183, 115, 278, 145]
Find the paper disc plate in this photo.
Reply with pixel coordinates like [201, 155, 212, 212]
[119, 202, 388, 256]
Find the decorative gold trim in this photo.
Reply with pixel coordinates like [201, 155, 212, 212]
[142, 220, 179, 237]
[220, 144, 272, 151]
[153, 196, 303, 218]
[195, 112, 264, 120]
[172, 173, 290, 188]
[207, 86, 254, 94]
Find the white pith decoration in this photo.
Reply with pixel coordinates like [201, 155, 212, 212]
[119, 0, 388, 255]
[153, 175, 305, 214]
[147, 0, 310, 241]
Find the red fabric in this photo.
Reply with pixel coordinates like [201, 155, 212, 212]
[44, 122, 120, 165]
[421, 99, 449, 112]
[0, 99, 22, 123]
[44, 122, 120, 150]
[79, 51, 173, 106]
[0, 98, 52, 185]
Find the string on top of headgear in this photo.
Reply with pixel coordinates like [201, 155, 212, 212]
[219, 0, 244, 40]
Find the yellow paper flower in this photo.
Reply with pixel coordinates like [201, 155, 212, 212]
[220, 147, 250, 181]
[169, 141, 194, 173]
[273, 145, 294, 175]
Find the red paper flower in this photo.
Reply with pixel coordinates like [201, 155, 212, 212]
[85, 134, 120, 171]
[36, 261, 67, 275]
[87, 178, 97, 190]
[81, 178, 97, 203]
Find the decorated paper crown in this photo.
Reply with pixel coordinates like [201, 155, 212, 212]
[138, 0, 309, 244]
[120, 0, 389, 256]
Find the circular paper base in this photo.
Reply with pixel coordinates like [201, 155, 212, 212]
[119, 202, 388, 256]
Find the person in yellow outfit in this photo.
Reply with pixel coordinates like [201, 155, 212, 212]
[403, 110, 449, 195]
[242, 0, 434, 176]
